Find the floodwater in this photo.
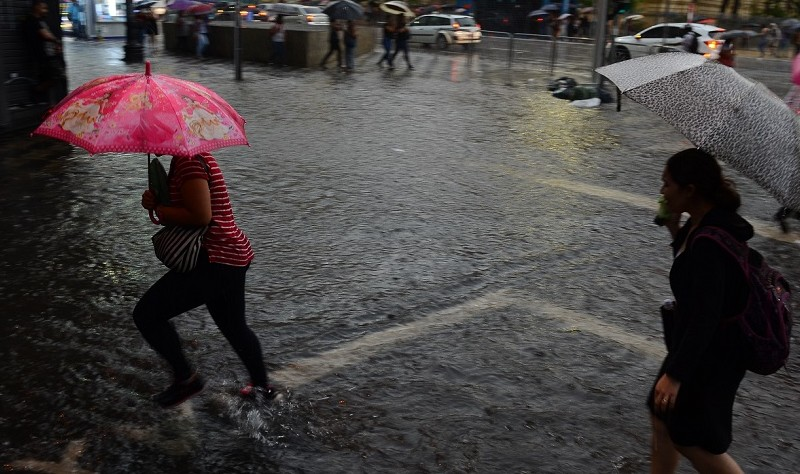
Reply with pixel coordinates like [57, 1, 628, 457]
[1, 37, 799, 473]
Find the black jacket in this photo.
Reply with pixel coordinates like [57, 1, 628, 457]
[664, 208, 753, 382]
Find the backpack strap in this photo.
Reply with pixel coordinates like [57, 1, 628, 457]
[690, 226, 749, 274]
[690, 226, 752, 323]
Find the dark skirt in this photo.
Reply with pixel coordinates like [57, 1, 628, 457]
[648, 303, 747, 454]
[647, 361, 745, 454]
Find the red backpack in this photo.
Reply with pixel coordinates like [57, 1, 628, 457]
[693, 226, 792, 375]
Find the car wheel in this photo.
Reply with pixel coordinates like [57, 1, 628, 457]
[436, 35, 448, 50]
[613, 45, 631, 62]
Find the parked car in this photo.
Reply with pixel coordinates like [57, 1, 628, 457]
[408, 13, 481, 49]
[612, 22, 726, 61]
[256, 3, 329, 27]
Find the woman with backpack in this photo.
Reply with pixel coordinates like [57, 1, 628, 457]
[650, 148, 752, 473]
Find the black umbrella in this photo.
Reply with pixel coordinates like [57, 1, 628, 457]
[715, 29, 758, 40]
[323, 0, 364, 20]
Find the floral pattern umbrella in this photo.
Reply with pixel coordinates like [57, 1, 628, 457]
[34, 61, 248, 156]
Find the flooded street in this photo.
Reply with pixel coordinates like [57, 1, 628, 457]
[1, 38, 799, 473]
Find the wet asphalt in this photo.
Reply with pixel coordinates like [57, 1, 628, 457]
[1, 34, 799, 473]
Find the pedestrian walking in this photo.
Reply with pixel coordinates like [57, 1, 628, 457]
[649, 148, 751, 473]
[390, 14, 412, 70]
[680, 25, 698, 54]
[320, 20, 342, 69]
[765, 23, 781, 57]
[792, 29, 800, 56]
[269, 15, 286, 66]
[22, 0, 65, 105]
[176, 11, 190, 54]
[776, 54, 800, 231]
[758, 24, 769, 58]
[343, 20, 357, 71]
[135, 153, 273, 408]
[145, 8, 159, 51]
[376, 15, 396, 67]
[195, 15, 209, 58]
[68, 0, 84, 39]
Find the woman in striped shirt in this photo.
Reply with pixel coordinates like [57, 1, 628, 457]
[135, 153, 271, 408]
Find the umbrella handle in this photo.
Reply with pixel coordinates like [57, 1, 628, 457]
[146, 152, 160, 225]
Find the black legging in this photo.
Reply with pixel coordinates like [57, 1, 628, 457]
[321, 42, 341, 67]
[133, 249, 267, 387]
[391, 39, 411, 67]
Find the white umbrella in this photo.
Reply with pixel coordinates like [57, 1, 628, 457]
[380, 0, 414, 17]
[597, 53, 800, 209]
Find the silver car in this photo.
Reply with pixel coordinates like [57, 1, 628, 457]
[408, 14, 481, 50]
[612, 22, 725, 61]
[258, 3, 329, 27]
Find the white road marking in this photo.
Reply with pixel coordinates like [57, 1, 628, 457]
[272, 289, 663, 388]
[537, 178, 800, 245]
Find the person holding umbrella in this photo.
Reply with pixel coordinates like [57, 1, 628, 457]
[32, 61, 267, 408]
[650, 148, 751, 473]
[320, 20, 343, 70]
[391, 14, 412, 69]
[135, 152, 273, 408]
[376, 15, 396, 67]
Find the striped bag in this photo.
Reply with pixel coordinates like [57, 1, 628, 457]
[151, 154, 211, 273]
[152, 224, 208, 273]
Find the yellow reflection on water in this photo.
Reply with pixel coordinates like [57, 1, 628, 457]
[514, 92, 619, 161]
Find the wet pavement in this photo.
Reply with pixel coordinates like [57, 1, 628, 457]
[1, 36, 799, 473]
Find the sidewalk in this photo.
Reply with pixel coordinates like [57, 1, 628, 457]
[734, 47, 792, 72]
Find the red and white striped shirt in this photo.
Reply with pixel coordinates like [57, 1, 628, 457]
[168, 153, 254, 267]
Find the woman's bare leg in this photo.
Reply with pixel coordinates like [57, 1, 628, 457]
[651, 415, 680, 474]
[676, 445, 743, 474]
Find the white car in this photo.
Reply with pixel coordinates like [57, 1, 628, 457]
[256, 3, 329, 27]
[408, 13, 481, 49]
[612, 22, 726, 61]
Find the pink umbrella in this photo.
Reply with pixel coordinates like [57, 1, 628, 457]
[34, 61, 248, 156]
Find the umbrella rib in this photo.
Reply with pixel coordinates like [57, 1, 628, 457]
[153, 74, 192, 156]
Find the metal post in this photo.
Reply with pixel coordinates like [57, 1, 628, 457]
[506, 32, 514, 86]
[124, 0, 144, 63]
[591, 0, 608, 82]
[235, 0, 242, 80]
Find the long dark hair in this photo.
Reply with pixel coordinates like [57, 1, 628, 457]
[666, 148, 741, 211]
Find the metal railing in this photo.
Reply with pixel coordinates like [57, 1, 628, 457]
[475, 30, 597, 73]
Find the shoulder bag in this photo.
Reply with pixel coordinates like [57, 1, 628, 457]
[151, 155, 211, 273]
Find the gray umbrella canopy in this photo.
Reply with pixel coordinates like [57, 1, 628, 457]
[597, 53, 800, 209]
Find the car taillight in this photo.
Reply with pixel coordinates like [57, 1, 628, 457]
[705, 40, 720, 50]
[306, 14, 314, 22]
[453, 22, 460, 29]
